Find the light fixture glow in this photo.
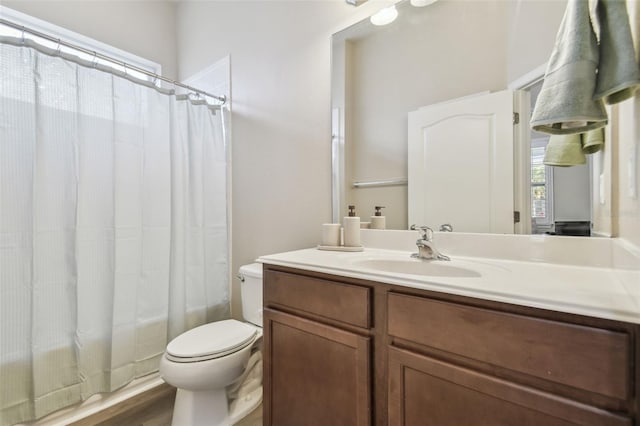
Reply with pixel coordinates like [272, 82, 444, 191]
[410, 0, 438, 6]
[370, 5, 398, 26]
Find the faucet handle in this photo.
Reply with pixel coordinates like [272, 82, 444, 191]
[410, 225, 433, 241]
[439, 223, 453, 232]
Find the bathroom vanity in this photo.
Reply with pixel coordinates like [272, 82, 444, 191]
[259, 234, 640, 426]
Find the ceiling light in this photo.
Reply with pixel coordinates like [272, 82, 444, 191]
[370, 5, 398, 26]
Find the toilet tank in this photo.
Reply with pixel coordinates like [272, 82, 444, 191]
[238, 263, 263, 327]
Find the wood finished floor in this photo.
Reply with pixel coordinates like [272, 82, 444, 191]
[234, 405, 263, 426]
[68, 384, 262, 426]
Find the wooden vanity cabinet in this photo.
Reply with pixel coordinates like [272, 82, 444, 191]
[262, 267, 374, 426]
[263, 264, 639, 426]
[388, 292, 633, 426]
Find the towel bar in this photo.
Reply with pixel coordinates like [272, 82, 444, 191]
[352, 178, 408, 188]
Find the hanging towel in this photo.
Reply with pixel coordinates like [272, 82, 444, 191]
[581, 127, 605, 154]
[543, 128, 605, 166]
[531, 0, 608, 135]
[544, 133, 587, 166]
[592, 0, 640, 104]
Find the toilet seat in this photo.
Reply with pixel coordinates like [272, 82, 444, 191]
[166, 319, 258, 363]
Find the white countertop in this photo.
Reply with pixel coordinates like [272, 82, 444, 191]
[258, 246, 640, 324]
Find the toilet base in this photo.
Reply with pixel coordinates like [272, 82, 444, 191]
[171, 388, 229, 426]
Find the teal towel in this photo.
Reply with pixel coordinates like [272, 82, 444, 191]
[531, 0, 608, 135]
[592, 0, 640, 104]
[544, 134, 587, 166]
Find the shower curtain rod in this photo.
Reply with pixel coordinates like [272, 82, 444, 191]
[0, 18, 227, 104]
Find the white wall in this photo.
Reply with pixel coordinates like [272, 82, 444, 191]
[617, 95, 640, 249]
[176, 0, 393, 318]
[2, 1, 179, 79]
[506, 0, 567, 83]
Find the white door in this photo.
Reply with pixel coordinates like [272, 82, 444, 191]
[408, 90, 515, 233]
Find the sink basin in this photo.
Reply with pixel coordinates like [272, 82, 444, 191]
[353, 259, 481, 278]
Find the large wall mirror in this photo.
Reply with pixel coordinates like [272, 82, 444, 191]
[330, 0, 613, 235]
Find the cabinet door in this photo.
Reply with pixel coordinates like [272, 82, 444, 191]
[264, 309, 371, 426]
[388, 347, 630, 426]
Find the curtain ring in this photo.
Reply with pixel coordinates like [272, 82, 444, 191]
[152, 74, 158, 86]
[91, 51, 98, 68]
[122, 61, 127, 76]
[21, 27, 26, 44]
[55, 38, 61, 55]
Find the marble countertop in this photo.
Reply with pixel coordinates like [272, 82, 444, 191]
[258, 246, 640, 324]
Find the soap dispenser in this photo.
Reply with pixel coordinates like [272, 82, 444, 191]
[343, 205, 361, 247]
[371, 206, 386, 230]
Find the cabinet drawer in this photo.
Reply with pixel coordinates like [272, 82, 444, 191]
[264, 269, 371, 328]
[388, 292, 630, 400]
[388, 347, 630, 426]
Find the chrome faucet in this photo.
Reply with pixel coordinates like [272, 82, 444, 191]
[410, 225, 450, 261]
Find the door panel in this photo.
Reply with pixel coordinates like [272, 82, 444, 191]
[408, 90, 514, 233]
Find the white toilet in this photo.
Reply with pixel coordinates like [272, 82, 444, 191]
[160, 263, 263, 426]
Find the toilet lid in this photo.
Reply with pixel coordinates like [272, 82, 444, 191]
[166, 319, 257, 362]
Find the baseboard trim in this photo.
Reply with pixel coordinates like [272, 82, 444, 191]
[68, 383, 176, 426]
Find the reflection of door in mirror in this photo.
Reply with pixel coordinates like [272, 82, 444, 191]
[527, 81, 592, 237]
[407, 90, 515, 234]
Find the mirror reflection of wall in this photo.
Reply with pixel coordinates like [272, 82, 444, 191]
[333, 0, 508, 230]
[331, 0, 570, 233]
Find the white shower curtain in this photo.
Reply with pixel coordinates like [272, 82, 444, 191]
[0, 38, 230, 425]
